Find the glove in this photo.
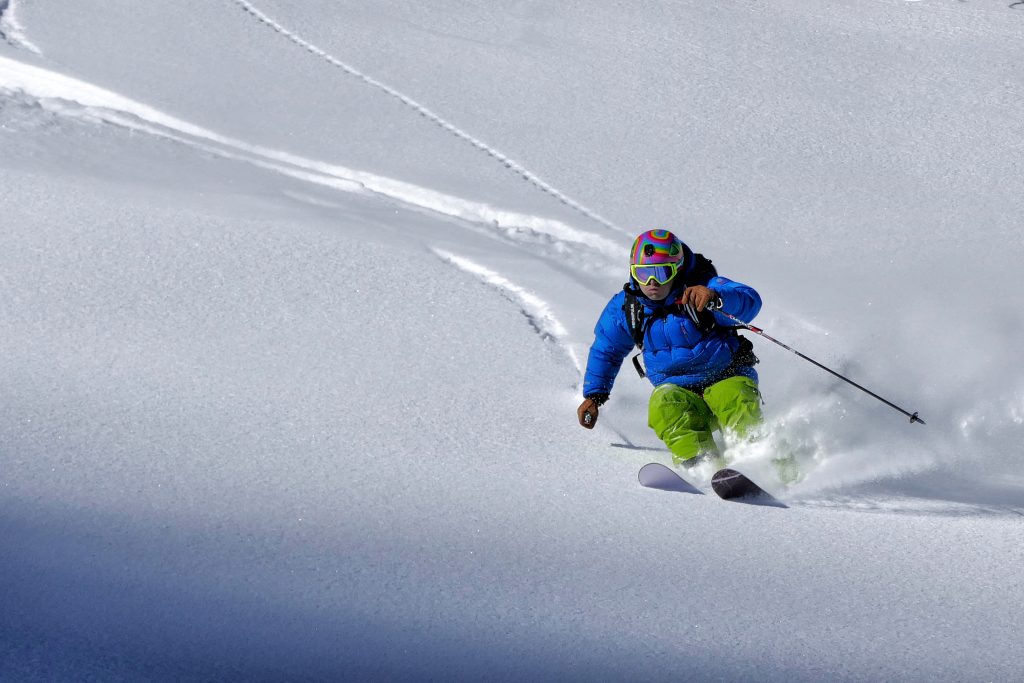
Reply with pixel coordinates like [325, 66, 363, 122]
[675, 286, 723, 324]
[577, 394, 608, 429]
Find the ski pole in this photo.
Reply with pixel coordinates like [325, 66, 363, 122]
[707, 303, 925, 425]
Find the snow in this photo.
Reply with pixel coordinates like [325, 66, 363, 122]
[1, 0, 1023, 680]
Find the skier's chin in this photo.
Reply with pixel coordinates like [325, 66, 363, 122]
[640, 283, 672, 300]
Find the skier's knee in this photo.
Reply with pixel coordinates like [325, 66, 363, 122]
[647, 384, 718, 464]
[648, 384, 713, 432]
[704, 376, 763, 437]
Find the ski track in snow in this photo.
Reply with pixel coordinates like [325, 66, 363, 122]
[433, 249, 583, 376]
[0, 54, 623, 271]
[229, 0, 626, 236]
[0, 0, 41, 54]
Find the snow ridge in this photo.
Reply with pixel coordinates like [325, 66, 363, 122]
[230, 0, 626, 236]
[0, 0, 41, 54]
[433, 249, 583, 375]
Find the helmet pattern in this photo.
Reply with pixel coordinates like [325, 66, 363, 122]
[630, 229, 684, 266]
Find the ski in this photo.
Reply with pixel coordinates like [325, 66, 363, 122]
[638, 462, 702, 494]
[639, 464, 787, 507]
[711, 468, 785, 507]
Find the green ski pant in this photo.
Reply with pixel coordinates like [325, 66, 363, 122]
[648, 376, 763, 465]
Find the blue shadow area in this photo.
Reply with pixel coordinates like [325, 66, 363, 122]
[0, 496, 833, 682]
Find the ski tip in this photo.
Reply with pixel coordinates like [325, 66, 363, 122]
[638, 462, 702, 495]
[710, 468, 786, 507]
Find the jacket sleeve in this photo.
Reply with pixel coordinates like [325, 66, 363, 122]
[582, 291, 636, 398]
[706, 275, 761, 325]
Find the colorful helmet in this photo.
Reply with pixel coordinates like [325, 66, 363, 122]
[629, 229, 687, 285]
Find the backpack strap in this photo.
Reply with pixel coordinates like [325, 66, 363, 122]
[622, 284, 647, 350]
[621, 284, 648, 377]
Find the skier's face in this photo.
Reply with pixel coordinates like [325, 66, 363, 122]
[638, 280, 672, 301]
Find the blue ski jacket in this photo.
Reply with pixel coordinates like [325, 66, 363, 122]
[582, 262, 761, 398]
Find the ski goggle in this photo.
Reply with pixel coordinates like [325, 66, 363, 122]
[631, 262, 678, 286]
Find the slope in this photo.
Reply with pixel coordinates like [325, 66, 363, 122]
[2, 1, 1024, 680]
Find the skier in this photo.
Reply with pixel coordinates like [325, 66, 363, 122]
[576, 229, 763, 467]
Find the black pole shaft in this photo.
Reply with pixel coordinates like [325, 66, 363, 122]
[712, 307, 925, 425]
